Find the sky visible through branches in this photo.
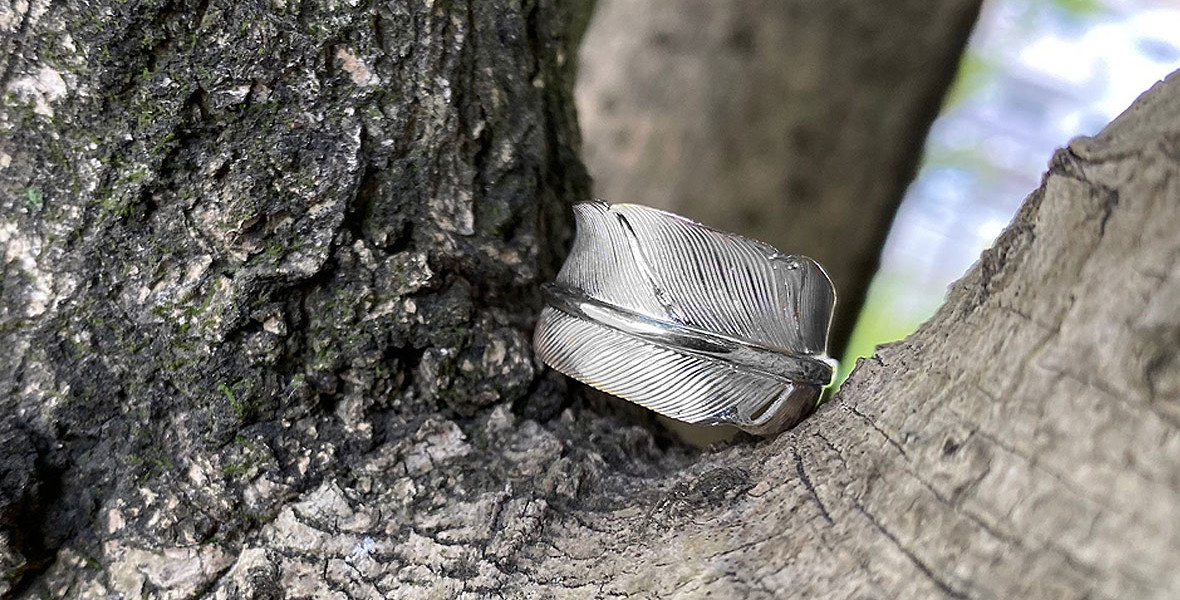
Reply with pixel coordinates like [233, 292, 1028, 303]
[837, 0, 1180, 387]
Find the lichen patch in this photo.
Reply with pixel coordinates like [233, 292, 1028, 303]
[335, 48, 378, 87]
[0, 220, 52, 316]
[7, 65, 67, 117]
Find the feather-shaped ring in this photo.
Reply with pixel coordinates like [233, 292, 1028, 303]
[533, 200, 837, 436]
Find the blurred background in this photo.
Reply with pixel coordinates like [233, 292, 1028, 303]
[576, 0, 1180, 392]
[839, 0, 1180, 386]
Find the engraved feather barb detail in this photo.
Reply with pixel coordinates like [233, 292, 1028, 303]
[533, 200, 837, 436]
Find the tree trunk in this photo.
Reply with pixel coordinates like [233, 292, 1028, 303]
[2, 0, 1179, 597]
[0, 0, 593, 594]
[576, 0, 982, 357]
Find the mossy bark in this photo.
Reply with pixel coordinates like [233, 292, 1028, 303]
[1, 0, 592, 594]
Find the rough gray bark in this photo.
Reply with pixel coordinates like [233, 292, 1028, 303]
[2, 0, 1178, 597]
[576, 0, 983, 357]
[0, 0, 595, 594]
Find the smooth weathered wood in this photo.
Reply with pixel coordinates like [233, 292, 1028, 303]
[576, 0, 982, 356]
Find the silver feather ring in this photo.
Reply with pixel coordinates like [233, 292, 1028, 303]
[533, 200, 837, 436]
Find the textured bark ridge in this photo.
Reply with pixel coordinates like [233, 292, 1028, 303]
[0, 0, 594, 595]
[2, 0, 1178, 596]
[577, 0, 983, 355]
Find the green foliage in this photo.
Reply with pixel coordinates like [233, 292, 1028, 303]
[943, 51, 995, 111]
[1040, 0, 1101, 18]
[833, 273, 940, 391]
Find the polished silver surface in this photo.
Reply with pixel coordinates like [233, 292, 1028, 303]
[533, 200, 837, 436]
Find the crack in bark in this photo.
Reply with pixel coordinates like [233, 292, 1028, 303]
[846, 404, 910, 458]
[852, 501, 968, 599]
[791, 446, 833, 525]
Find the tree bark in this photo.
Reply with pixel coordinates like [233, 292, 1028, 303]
[576, 0, 982, 357]
[0, 0, 593, 595]
[2, 0, 1179, 598]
